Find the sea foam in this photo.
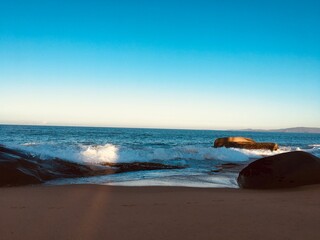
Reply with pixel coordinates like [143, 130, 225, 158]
[7, 142, 320, 166]
[79, 144, 251, 164]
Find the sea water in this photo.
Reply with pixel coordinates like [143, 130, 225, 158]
[1, 125, 319, 188]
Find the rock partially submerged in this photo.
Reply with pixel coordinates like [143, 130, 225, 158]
[0, 145, 116, 186]
[237, 151, 320, 189]
[211, 163, 245, 173]
[213, 137, 278, 151]
[104, 162, 183, 172]
[0, 145, 183, 187]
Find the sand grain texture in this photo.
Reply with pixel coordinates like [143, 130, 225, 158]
[0, 185, 320, 240]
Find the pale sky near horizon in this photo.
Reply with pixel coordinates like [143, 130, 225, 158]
[1, 0, 320, 129]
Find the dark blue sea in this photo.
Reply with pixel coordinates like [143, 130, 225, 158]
[1, 125, 319, 188]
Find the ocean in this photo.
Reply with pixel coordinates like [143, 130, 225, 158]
[1, 125, 320, 188]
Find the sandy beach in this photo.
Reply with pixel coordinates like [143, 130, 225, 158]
[0, 184, 319, 240]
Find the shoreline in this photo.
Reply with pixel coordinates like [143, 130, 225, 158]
[1, 184, 320, 240]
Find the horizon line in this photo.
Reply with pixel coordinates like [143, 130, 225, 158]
[1, 123, 319, 132]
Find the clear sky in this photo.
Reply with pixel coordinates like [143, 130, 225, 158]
[0, 0, 319, 129]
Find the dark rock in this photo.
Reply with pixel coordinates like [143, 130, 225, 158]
[213, 137, 278, 151]
[0, 145, 184, 187]
[103, 162, 184, 172]
[211, 162, 246, 174]
[237, 151, 320, 189]
[219, 163, 242, 168]
[0, 145, 116, 186]
[0, 159, 43, 185]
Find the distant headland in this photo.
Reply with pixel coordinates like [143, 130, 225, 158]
[240, 127, 320, 134]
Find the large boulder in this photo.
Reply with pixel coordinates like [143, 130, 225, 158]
[237, 151, 320, 189]
[213, 137, 278, 151]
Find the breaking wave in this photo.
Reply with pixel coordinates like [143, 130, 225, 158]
[309, 144, 320, 147]
[6, 141, 320, 166]
[80, 144, 251, 164]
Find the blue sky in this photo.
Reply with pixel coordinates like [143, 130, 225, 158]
[0, 0, 319, 129]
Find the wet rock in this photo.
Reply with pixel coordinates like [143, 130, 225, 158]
[0, 145, 116, 186]
[237, 151, 320, 189]
[211, 163, 245, 174]
[0, 159, 43, 186]
[104, 162, 184, 172]
[0, 145, 184, 187]
[213, 137, 278, 151]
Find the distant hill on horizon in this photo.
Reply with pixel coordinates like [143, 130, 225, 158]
[240, 127, 320, 134]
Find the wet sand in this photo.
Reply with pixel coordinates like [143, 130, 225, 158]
[0, 184, 319, 240]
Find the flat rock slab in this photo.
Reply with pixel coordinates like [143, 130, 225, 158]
[103, 162, 184, 172]
[214, 137, 278, 151]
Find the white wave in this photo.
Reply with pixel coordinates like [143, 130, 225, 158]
[80, 144, 250, 164]
[21, 142, 39, 146]
[81, 144, 119, 164]
[303, 146, 320, 157]
[232, 147, 292, 158]
[234, 145, 320, 158]
[309, 144, 320, 147]
[9, 142, 320, 166]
